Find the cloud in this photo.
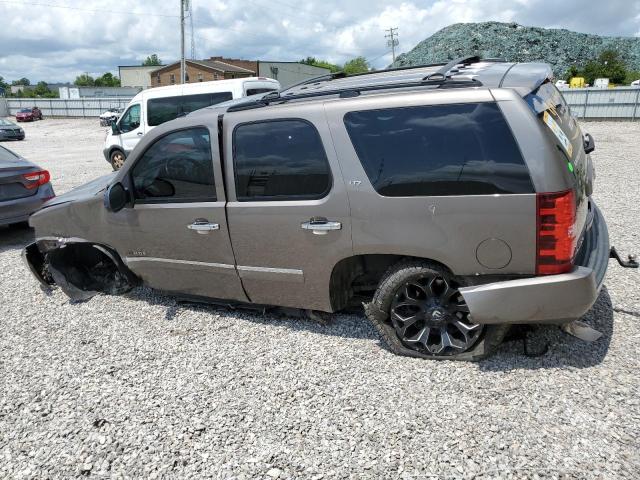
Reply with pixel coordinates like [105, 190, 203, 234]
[0, 0, 637, 82]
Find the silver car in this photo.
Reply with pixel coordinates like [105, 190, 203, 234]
[1, 144, 54, 227]
[23, 57, 632, 360]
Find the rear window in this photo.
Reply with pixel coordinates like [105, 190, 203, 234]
[343, 102, 533, 196]
[148, 92, 233, 126]
[0, 145, 19, 161]
[525, 81, 580, 162]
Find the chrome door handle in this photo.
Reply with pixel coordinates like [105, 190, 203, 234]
[301, 218, 342, 235]
[137, 132, 144, 136]
[188, 220, 219, 234]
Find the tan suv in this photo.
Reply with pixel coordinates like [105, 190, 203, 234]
[24, 57, 635, 360]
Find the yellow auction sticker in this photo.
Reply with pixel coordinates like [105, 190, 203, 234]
[543, 110, 573, 157]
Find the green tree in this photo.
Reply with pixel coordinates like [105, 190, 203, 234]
[342, 56, 370, 75]
[142, 54, 162, 66]
[580, 49, 627, 85]
[564, 65, 580, 82]
[94, 72, 121, 87]
[12, 77, 30, 86]
[625, 70, 640, 85]
[0, 76, 8, 93]
[74, 73, 95, 87]
[300, 57, 341, 73]
[34, 81, 50, 96]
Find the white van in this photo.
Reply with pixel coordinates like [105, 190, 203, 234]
[103, 77, 280, 169]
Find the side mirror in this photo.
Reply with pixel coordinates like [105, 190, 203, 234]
[104, 182, 129, 212]
[111, 122, 120, 134]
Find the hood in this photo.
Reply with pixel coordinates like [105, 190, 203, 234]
[43, 172, 116, 208]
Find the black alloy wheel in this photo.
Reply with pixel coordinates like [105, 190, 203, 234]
[390, 273, 483, 356]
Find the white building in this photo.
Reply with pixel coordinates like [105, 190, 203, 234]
[118, 65, 164, 89]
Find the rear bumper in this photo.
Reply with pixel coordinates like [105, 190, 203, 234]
[460, 201, 609, 325]
[0, 183, 55, 226]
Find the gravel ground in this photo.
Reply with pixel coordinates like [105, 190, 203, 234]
[1, 119, 639, 479]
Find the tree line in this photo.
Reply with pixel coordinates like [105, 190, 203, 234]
[0, 72, 122, 98]
[564, 49, 640, 85]
[300, 56, 371, 75]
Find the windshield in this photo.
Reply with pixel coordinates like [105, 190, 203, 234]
[19, 108, 32, 113]
[0, 119, 16, 126]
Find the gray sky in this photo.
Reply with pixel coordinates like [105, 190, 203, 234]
[0, 0, 639, 82]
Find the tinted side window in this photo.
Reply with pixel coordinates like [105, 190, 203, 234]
[233, 120, 331, 201]
[147, 97, 180, 127]
[132, 128, 216, 203]
[119, 104, 141, 133]
[181, 92, 233, 115]
[148, 92, 233, 127]
[344, 102, 533, 196]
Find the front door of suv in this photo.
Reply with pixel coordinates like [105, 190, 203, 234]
[223, 109, 353, 311]
[106, 126, 247, 302]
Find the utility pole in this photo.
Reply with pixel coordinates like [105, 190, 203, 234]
[385, 27, 399, 64]
[180, 0, 186, 84]
[189, 0, 196, 59]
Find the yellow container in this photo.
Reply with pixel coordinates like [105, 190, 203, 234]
[570, 77, 585, 88]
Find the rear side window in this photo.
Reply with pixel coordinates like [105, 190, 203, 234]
[344, 102, 533, 196]
[148, 92, 233, 126]
[131, 127, 215, 203]
[233, 119, 331, 201]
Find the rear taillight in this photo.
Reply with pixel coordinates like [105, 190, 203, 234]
[536, 189, 577, 275]
[22, 170, 50, 189]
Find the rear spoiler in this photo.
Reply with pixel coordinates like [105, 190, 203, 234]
[500, 63, 553, 97]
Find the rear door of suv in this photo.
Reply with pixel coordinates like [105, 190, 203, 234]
[222, 104, 353, 311]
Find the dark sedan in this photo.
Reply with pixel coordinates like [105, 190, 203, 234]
[0, 144, 54, 227]
[16, 107, 43, 122]
[0, 118, 25, 141]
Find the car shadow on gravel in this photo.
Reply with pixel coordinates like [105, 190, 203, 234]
[479, 286, 614, 370]
[125, 288, 381, 341]
[122, 284, 615, 365]
[0, 224, 34, 253]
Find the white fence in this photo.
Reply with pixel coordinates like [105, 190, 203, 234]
[4, 97, 134, 118]
[563, 87, 640, 120]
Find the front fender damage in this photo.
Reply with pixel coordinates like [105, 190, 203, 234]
[22, 239, 139, 302]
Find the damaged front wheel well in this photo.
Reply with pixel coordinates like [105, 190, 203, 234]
[38, 241, 138, 301]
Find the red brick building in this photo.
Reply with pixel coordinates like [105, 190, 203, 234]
[151, 59, 254, 87]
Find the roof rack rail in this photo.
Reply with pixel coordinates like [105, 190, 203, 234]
[423, 56, 481, 81]
[279, 59, 467, 95]
[227, 75, 483, 113]
[282, 71, 348, 92]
